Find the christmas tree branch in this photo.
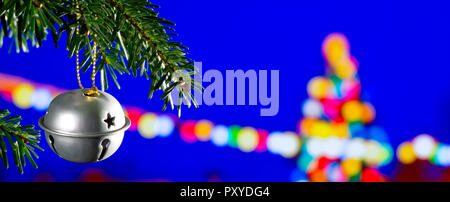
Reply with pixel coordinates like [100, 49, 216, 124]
[108, 0, 175, 72]
[0, 110, 43, 174]
[0, 0, 201, 116]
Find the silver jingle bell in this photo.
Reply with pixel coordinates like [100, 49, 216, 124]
[38, 89, 130, 163]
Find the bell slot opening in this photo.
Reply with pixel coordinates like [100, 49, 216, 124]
[48, 135, 58, 155]
[98, 139, 111, 161]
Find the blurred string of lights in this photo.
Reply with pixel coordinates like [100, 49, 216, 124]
[0, 73, 303, 159]
[0, 33, 441, 182]
[397, 134, 450, 167]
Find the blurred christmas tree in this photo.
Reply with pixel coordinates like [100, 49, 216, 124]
[294, 33, 393, 182]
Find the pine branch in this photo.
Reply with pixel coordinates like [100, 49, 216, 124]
[0, 0, 202, 116]
[0, 109, 43, 174]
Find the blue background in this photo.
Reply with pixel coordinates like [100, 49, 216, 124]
[0, 0, 449, 181]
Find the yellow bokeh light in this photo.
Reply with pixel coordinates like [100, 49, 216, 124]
[311, 121, 331, 138]
[237, 127, 259, 152]
[334, 59, 356, 79]
[300, 118, 317, 136]
[397, 142, 416, 164]
[341, 100, 363, 122]
[307, 77, 332, 100]
[331, 122, 349, 138]
[342, 158, 362, 177]
[12, 83, 34, 109]
[195, 120, 213, 141]
[138, 113, 157, 139]
[323, 35, 349, 66]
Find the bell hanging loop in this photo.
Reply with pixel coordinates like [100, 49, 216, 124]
[84, 33, 100, 97]
[84, 86, 100, 97]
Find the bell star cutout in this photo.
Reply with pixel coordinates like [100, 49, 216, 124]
[104, 113, 116, 129]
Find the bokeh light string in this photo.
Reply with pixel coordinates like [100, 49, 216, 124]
[0, 33, 397, 182]
[397, 134, 450, 167]
[0, 73, 303, 158]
